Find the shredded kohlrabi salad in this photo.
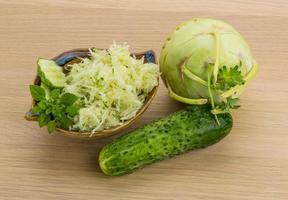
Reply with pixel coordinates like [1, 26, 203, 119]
[64, 43, 159, 133]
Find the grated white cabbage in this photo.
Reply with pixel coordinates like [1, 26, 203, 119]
[64, 43, 159, 133]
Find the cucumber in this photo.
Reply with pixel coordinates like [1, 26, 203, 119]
[37, 58, 65, 88]
[99, 105, 233, 176]
[40, 83, 50, 99]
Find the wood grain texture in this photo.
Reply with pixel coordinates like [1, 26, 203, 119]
[0, 0, 287, 199]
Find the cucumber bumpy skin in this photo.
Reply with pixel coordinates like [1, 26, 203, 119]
[99, 105, 233, 176]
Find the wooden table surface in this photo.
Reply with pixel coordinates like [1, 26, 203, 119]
[1, 0, 288, 199]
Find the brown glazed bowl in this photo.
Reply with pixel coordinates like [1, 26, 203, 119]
[25, 48, 159, 139]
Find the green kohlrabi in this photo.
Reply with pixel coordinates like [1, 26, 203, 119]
[159, 18, 258, 118]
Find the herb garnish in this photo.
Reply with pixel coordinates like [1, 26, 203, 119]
[217, 65, 245, 91]
[29, 85, 79, 133]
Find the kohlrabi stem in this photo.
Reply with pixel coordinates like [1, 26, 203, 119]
[212, 30, 220, 85]
[207, 66, 220, 125]
[167, 80, 208, 105]
[182, 66, 208, 86]
[207, 66, 215, 108]
[211, 108, 228, 115]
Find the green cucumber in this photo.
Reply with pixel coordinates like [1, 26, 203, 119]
[99, 105, 233, 176]
[37, 58, 65, 88]
[40, 83, 50, 99]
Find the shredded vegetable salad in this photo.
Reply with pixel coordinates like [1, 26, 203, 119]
[64, 43, 159, 133]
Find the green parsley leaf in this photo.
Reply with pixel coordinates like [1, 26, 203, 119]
[60, 93, 78, 106]
[57, 114, 72, 129]
[50, 89, 61, 100]
[38, 113, 50, 127]
[29, 85, 45, 101]
[216, 97, 240, 113]
[217, 66, 245, 91]
[227, 97, 240, 109]
[66, 105, 80, 117]
[45, 107, 52, 115]
[38, 100, 47, 110]
[31, 105, 42, 114]
[47, 120, 56, 134]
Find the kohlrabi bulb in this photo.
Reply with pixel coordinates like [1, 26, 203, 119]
[160, 18, 258, 114]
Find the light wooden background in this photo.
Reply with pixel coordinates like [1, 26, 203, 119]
[0, 0, 287, 199]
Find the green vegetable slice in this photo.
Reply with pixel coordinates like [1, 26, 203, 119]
[37, 58, 65, 88]
[40, 83, 50, 99]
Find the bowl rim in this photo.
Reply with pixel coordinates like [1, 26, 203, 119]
[25, 48, 159, 139]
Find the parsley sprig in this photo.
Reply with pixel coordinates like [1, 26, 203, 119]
[216, 65, 245, 91]
[209, 65, 245, 115]
[29, 85, 79, 134]
[218, 97, 240, 112]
